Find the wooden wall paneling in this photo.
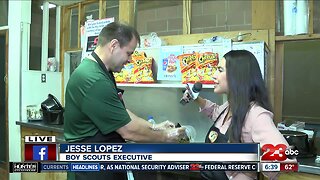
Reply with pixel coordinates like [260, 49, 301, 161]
[0, 167, 8, 180]
[161, 30, 269, 46]
[275, 34, 320, 41]
[252, 0, 276, 29]
[5, 30, 8, 170]
[268, 29, 276, 110]
[67, 4, 78, 9]
[252, 0, 277, 116]
[182, 0, 191, 34]
[81, 0, 97, 6]
[308, 0, 314, 34]
[60, 7, 71, 105]
[119, 0, 135, 26]
[0, 29, 9, 180]
[77, 3, 84, 48]
[99, 0, 106, 19]
[274, 42, 284, 124]
[62, 7, 71, 50]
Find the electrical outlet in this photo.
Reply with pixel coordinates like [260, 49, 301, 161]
[41, 73, 46, 83]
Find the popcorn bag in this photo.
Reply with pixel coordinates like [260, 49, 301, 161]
[115, 51, 155, 83]
[196, 52, 219, 84]
[114, 62, 135, 83]
[131, 51, 155, 83]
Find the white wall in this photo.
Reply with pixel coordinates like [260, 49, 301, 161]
[8, 0, 31, 180]
[21, 71, 62, 120]
[7, 1, 64, 179]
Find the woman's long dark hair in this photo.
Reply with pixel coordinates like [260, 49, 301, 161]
[224, 50, 271, 143]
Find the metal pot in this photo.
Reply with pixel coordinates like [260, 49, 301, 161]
[280, 130, 312, 157]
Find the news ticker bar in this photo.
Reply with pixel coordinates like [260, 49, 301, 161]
[9, 162, 298, 173]
[25, 143, 260, 162]
[57, 143, 260, 162]
[59, 143, 259, 153]
[59, 153, 258, 162]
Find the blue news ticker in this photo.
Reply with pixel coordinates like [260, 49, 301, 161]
[70, 163, 100, 172]
[59, 143, 259, 153]
[41, 163, 100, 172]
[41, 163, 69, 171]
[39, 162, 258, 172]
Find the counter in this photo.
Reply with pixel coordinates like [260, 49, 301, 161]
[298, 157, 320, 175]
[16, 120, 65, 142]
[16, 120, 63, 133]
[16, 121, 320, 177]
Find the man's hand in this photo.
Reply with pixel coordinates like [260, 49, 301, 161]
[165, 127, 189, 143]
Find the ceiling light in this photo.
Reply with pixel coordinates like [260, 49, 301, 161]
[41, 3, 56, 10]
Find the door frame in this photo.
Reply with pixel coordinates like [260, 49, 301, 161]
[0, 29, 9, 179]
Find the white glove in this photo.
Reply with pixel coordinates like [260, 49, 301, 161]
[152, 120, 175, 131]
[165, 127, 189, 143]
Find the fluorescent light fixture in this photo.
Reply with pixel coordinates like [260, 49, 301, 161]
[41, 3, 56, 10]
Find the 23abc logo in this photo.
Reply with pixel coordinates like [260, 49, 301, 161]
[261, 144, 299, 161]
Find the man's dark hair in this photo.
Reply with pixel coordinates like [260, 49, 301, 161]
[97, 22, 140, 47]
[224, 50, 271, 143]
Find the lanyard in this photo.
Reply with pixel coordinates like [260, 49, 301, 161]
[91, 51, 125, 107]
[91, 51, 116, 87]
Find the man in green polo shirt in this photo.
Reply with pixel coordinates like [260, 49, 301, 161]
[64, 22, 187, 180]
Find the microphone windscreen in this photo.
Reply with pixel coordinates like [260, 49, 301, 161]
[192, 82, 203, 93]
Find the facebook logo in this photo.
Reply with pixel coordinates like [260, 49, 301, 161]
[33, 145, 48, 160]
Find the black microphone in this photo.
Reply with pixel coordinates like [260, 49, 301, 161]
[192, 82, 203, 93]
[180, 82, 203, 105]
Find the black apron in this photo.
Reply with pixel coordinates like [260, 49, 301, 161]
[201, 107, 259, 180]
[68, 52, 128, 180]
[201, 107, 229, 180]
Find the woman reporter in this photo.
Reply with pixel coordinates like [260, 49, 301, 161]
[185, 50, 289, 180]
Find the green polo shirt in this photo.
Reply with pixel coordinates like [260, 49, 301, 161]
[64, 58, 131, 142]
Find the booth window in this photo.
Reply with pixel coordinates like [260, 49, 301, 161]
[106, 0, 119, 22]
[0, 0, 8, 26]
[85, 2, 99, 21]
[29, 0, 43, 70]
[70, 7, 79, 49]
[64, 0, 119, 51]
[49, 6, 56, 59]
[29, 1, 60, 71]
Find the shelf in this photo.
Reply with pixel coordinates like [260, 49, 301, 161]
[117, 83, 215, 88]
[275, 34, 320, 42]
